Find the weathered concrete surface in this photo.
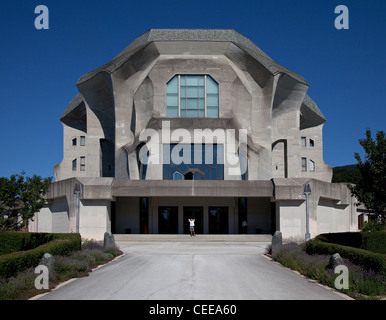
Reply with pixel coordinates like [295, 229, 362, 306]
[38, 241, 347, 300]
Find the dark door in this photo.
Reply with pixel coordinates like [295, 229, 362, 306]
[208, 207, 229, 234]
[183, 207, 203, 234]
[158, 206, 178, 234]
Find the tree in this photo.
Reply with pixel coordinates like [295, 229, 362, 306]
[0, 172, 52, 233]
[348, 129, 386, 224]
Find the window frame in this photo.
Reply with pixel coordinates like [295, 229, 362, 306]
[301, 157, 307, 172]
[166, 74, 219, 118]
[80, 156, 86, 171]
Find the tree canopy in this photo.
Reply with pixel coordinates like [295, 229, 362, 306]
[0, 172, 52, 233]
[348, 129, 386, 224]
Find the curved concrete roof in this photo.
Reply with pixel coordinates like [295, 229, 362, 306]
[76, 29, 308, 86]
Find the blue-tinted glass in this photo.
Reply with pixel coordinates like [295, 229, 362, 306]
[173, 172, 183, 180]
[166, 107, 178, 118]
[198, 99, 205, 109]
[186, 99, 198, 109]
[186, 87, 198, 98]
[163, 144, 224, 180]
[167, 76, 178, 94]
[167, 94, 178, 106]
[186, 109, 198, 117]
[206, 76, 218, 94]
[194, 172, 203, 180]
[186, 76, 199, 86]
[207, 94, 218, 106]
[207, 106, 219, 118]
[180, 87, 186, 98]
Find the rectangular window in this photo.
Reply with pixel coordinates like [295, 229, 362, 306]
[80, 156, 86, 171]
[301, 157, 307, 172]
[163, 144, 224, 180]
[72, 159, 77, 171]
[301, 137, 306, 147]
[72, 138, 77, 146]
[167, 75, 219, 118]
[310, 160, 315, 172]
[309, 139, 314, 147]
[80, 136, 86, 146]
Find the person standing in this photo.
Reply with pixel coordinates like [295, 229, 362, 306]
[188, 218, 195, 237]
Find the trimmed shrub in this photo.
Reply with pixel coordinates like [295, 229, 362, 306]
[305, 239, 386, 276]
[0, 233, 81, 279]
[315, 231, 386, 254]
[0, 232, 54, 255]
[361, 232, 386, 254]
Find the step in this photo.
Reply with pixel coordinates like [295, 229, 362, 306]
[113, 234, 272, 243]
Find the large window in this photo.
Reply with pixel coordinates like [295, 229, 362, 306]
[163, 144, 224, 180]
[166, 75, 219, 118]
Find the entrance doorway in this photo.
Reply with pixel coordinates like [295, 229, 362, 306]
[158, 206, 178, 233]
[183, 207, 203, 234]
[208, 207, 229, 234]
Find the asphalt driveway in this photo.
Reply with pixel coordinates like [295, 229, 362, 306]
[37, 240, 347, 300]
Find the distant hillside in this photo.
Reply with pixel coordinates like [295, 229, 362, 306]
[332, 164, 360, 184]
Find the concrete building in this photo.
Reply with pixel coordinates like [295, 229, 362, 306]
[29, 29, 361, 240]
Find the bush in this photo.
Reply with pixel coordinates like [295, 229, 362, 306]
[0, 233, 81, 279]
[305, 239, 386, 276]
[0, 232, 54, 255]
[274, 243, 385, 298]
[54, 256, 89, 279]
[0, 238, 123, 300]
[362, 220, 384, 232]
[316, 231, 386, 254]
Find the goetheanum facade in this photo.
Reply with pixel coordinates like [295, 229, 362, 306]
[29, 29, 361, 240]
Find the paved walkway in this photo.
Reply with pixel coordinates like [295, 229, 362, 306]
[38, 238, 347, 300]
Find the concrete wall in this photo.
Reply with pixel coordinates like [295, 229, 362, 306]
[79, 199, 111, 240]
[115, 197, 140, 234]
[55, 32, 331, 183]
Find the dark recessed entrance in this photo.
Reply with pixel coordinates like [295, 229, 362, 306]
[183, 206, 203, 234]
[158, 206, 178, 234]
[208, 206, 229, 234]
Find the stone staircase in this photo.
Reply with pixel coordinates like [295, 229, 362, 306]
[113, 234, 272, 245]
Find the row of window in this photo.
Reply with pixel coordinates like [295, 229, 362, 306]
[301, 157, 315, 172]
[72, 136, 86, 146]
[72, 157, 86, 171]
[301, 137, 314, 147]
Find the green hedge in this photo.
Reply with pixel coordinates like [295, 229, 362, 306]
[315, 231, 386, 254]
[0, 233, 81, 279]
[305, 239, 386, 276]
[0, 232, 54, 255]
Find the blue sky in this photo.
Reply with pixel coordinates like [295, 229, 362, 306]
[0, 0, 385, 179]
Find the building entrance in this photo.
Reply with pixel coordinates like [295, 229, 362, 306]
[208, 206, 229, 234]
[183, 206, 203, 234]
[158, 206, 178, 234]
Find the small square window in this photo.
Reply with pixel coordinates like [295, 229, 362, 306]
[80, 136, 86, 146]
[80, 156, 86, 171]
